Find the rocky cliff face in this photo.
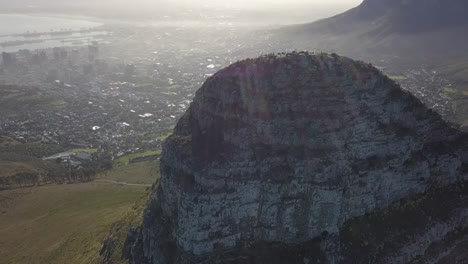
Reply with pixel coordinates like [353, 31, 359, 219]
[128, 52, 467, 263]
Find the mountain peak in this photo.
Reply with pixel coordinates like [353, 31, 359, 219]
[127, 52, 467, 264]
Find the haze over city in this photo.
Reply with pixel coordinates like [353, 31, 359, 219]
[0, 0, 363, 24]
[0, 0, 467, 263]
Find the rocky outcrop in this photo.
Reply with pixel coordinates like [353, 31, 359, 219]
[128, 52, 467, 263]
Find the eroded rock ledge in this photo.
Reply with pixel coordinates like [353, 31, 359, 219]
[128, 52, 467, 264]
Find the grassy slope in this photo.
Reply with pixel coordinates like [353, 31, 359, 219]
[0, 161, 158, 264]
[93, 185, 154, 264]
[0, 183, 143, 264]
[0, 137, 45, 178]
[70, 148, 98, 154]
[113, 150, 161, 167]
[98, 161, 160, 185]
[0, 160, 44, 178]
[0, 136, 21, 147]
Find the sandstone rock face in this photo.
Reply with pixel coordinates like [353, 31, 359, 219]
[129, 52, 467, 263]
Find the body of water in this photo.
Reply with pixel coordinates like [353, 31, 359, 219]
[0, 14, 106, 52]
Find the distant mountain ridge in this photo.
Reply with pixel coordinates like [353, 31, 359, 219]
[355, 0, 468, 33]
[282, 0, 468, 54]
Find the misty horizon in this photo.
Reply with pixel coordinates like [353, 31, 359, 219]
[0, 0, 363, 25]
[2, 1, 466, 263]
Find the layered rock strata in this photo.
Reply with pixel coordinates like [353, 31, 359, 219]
[129, 52, 467, 263]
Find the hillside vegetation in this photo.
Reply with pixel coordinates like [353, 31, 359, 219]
[0, 161, 158, 264]
[0, 137, 93, 190]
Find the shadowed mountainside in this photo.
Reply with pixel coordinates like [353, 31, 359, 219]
[279, 0, 468, 57]
[126, 52, 467, 263]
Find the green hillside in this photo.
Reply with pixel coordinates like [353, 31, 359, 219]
[0, 161, 158, 264]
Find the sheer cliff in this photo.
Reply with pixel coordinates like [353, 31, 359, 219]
[128, 52, 467, 264]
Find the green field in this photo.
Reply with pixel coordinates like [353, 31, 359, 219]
[155, 132, 173, 141]
[113, 150, 161, 167]
[0, 161, 159, 264]
[70, 148, 98, 154]
[93, 184, 153, 264]
[98, 161, 159, 185]
[138, 131, 173, 143]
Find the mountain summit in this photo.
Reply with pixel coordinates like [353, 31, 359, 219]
[127, 52, 467, 264]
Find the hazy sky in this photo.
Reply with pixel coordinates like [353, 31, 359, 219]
[112, 0, 362, 9]
[203, 0, 362, 5]
[0, 0, 363, 9]
[0, 0, 364, 24]
[170, 0, 362, 5]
